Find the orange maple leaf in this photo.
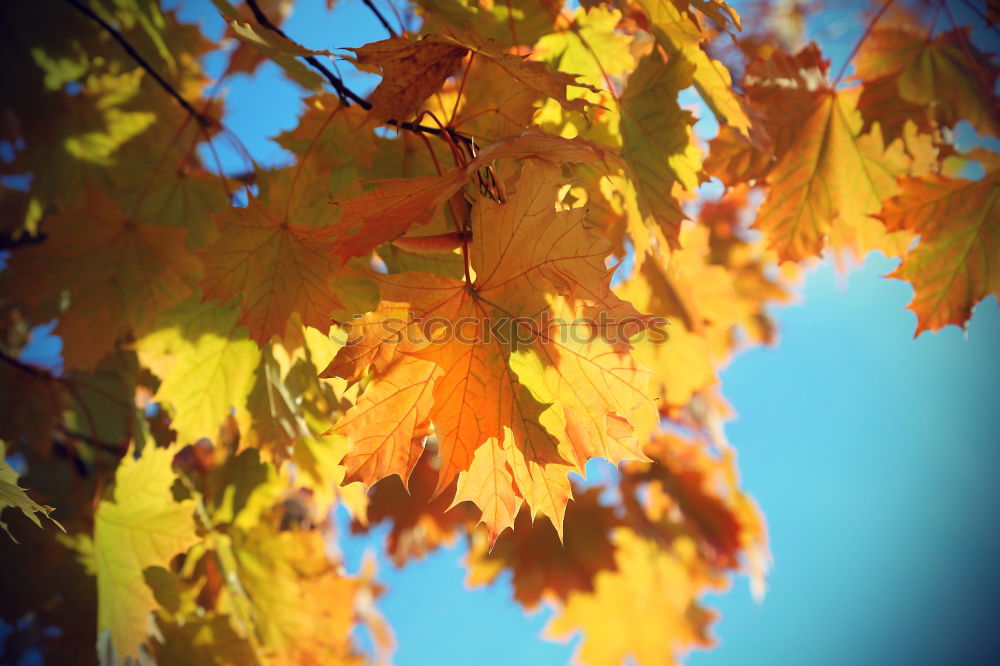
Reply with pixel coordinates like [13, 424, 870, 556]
[7, 189, 201, 368]
[466, 486, 620, 609]
[744, 47, 911, 261]
[878, 171, 1000, 334]
[855, 27, 1000, 138]
[323, 129, 623, 263]
[199, 195, 365, 345]
[325, 160, 656, 541]
[349, 36, 468, 124]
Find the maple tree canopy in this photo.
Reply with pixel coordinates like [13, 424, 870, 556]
[0, 0, 997, 664]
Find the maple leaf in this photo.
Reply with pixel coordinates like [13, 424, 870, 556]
[200, 194, 373, 345]
[418, 0, 561, 47]
[235, 323, 346, 463]
[437, 28, 599, 116]
[0, 441, 63, 541]
[616, 258, 717, 408]
[621, 435, 768, 572]
[855, 73, 934, 145]
[152, 614, 259, 666]
[434, 54, 542, 140]
[211, 0, 331, 89]
[112, 124, 231, 250]
[703, 125, 773, 188]
[63, 352, 138, 447]
[219, 0, 294, 79]
[7, 189, 202, 368]
[94, 444, 200, 663]
[637, 0, 753, 138]
[620, 48, 700, 247]
[326, 160, 656, 540]
[745, 48, 912, 261]
[9, 65, 157, 207]
[332, 352, 440, 488]
[535, 6, 636, 91]
[353, 445, 478, 566]
[617, 188, 793, 411]
[273, 99, 379, 228]
[0, 360, 63, 453]
[546, 529, 719, 666]
[854, 27, 1000, 137]
[325, 170, 467, 261]
[136, 298, 260, 445]
[323, 129, 623, 263]
[466, 487, 619, 609]
[878, 170, 1000, 333]
[227, 524, 392, 664]
[349, 36, 468, 124]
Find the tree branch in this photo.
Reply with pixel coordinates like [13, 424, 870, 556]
[245, 0, 366, 106]
[244, 0, 473, 148]
[62, 0, 213, 127]
[58, 426, 125, 455]
[832, 0, 895, 87]
[362, 0, 398, 38]
[0, 349, 55, 381]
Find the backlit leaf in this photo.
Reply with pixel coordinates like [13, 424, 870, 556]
[95, 444, 199, 662]
[201, 195, 370, 345]
[136, 298, 260, 445]
[878, 170, 1000, 333]
[7, 190, 201, 368]
[620, 48, 700, 247]
[855, 27, 1000, 137]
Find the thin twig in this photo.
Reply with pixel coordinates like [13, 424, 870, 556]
[244, 0, 474, 147]
[245, 0, 364, 105]
[832, 0, 895, 87]
[450, 52, 474, 125]
[0, 349, 54, 381]
[959, 0, 1000, 38]
[362, 0, 398, 37]
[942, 0, 999, 105]
[62, 0, 212, 127]
[58, 426, 125, 455]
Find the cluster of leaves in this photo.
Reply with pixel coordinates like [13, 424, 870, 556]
[0, 0, 996, 664]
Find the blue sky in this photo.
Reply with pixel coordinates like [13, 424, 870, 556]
[333, 255, 1000, 666]
[100, 1, 1000, 663]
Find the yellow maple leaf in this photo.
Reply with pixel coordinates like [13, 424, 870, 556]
[753, 87, 910, 261]
[878, 170, 1000, 334]
[637, 0, 752, 138]
[546, 529, 718, 666]
[855, 26, 1000, 137]
[620, 48, 699, 247]
[95, 444, 200, 662]
[136, 298, 260, 445]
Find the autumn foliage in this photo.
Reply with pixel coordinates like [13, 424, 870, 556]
[0, 0, 997, 664]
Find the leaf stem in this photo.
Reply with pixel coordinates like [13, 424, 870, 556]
[0, 349, 54, 381]
[832, 0, 896, 88]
